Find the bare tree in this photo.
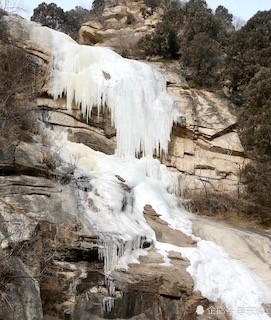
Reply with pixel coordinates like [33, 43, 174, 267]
[0, 16, 39, 142]
[232, 15, 246, 30]
[0, 0, 27, 15]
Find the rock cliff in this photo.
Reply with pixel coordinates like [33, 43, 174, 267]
[6, 9, 247, 195]
[0, 172, 230, 320]
[78, 0, 162, 56]
[78, 0, 248, 194]
[1, 12, 270, 320]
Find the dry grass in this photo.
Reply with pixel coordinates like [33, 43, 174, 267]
[186, 191, 271, 230]
[0, 19, 40, 143]
[0, 99, 38, 143]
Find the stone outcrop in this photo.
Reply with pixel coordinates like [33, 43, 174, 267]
[152, 61, 248, 193]
[78, 0, 163, 56]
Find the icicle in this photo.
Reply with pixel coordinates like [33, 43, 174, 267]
[102, 296, 115, 313]
[97, 234, 145, 300]
[48, 33, 179, 158]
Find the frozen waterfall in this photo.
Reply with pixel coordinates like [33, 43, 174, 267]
[48, 32, 178, 158]
[44, 27, 271, 320]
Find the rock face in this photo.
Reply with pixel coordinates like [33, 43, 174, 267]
[4, 14, 247, 195]
[0, 170, 270, 320]
[0, 148, 225, 320]
[192, 216, 271, 288]
[0, 13, 270, 320]
[153, 61, 248, 193]
[78, 0, 163, 56]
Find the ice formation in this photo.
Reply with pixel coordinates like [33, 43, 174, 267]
[48, 31, 178, 158]
[48, 131, 271, 320]
[51, 134, 183, 296]
[44, 26, 271, 319]
[102, 296, 116, 313]
[156, 241, 271, 320]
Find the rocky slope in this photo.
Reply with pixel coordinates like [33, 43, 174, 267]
[0, 12, 270, 320]
[1, 154, 270, 319]
[78, 0, 163, 56]
[0, 140, 228, 320]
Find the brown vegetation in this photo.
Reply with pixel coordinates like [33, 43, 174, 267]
[0, 15, 39, 143]
[187, 191, 271, 229]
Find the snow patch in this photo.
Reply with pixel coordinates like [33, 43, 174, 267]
[155, 241, 271, 320]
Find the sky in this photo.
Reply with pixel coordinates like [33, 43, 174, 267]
[18, 0, 93, 19]
[11, 0, 271, 21]
[206, 0, 271, 21]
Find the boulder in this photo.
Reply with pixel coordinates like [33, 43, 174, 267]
[102, 5, 128, 20]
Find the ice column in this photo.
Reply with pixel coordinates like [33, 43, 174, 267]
[49, 32, 179, 158]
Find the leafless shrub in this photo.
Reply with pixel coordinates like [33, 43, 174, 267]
[0, 0, 28, 15]
[187, 190, 271, 228]
[0, 33, 39, 142]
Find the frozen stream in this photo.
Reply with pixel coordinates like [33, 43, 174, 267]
[40, 24, 271, 320]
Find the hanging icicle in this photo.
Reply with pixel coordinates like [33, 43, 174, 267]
[48, 34, 179, 158]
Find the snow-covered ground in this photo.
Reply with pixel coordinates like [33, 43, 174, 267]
[43, 26, 271, 320]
